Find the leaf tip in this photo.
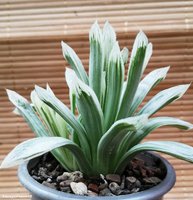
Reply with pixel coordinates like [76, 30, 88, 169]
[137, 30, 148, 46]
[90, 20, 102, 42]
[0, 157, 13, 169]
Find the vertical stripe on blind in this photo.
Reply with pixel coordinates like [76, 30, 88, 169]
[0, 0, 193, 199]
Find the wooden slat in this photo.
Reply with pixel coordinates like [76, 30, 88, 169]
[0, 0, 193, 199]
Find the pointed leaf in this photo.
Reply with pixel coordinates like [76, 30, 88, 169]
[138, 84, 190, 117]
[89, 21, 104, 102]
[116, 141, 193, 173]
[129, 66, 170, 115]
[142, 43, 153, 73]
[31, 90, 68, 138]
[103, 21, 116, 71]
[61, 41, 88, 84]
[0, 137, 93, 175]
[130, 117, 193, 148]
[117, 31, 149, 119]
[7, 89, 48, 137]
[66, 68, 103, 163]
[35, 85, 91, 160]
[121, 47, 129, 64]
[103, 42, 124, 130]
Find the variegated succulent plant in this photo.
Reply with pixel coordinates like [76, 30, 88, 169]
[1, 21, 193, 176]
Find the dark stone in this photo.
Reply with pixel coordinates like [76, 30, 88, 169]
[59, 180, 73, 187]
[56, 172, 70, 182]
[120, 175, 125, 189]
[126, 176, 135, 190]
[106, 174, 121, 184]
[88, 183, 99, 193]
[143, 177, 162, 185]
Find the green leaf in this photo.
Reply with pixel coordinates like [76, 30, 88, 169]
[117, 31, 149, 119]
[103, 21, 116, 71]
[130, 117, 193, 148]
[34, 85, 91, 160]
[138, 84, 190, 117]
[97, 115, 148, 174]
[116, 141, 193, 173]
[121, 47, 129, 65]
[31, 90, 68, 138]
[0, 137, 93, 175]
[89, 21, 104, 102]
[66, 68, 104, 163]
[61, 41, 88, 84]
[129, 66, 170, 115]
[7, 89, 48, 137]
[8, 89, 76, 171]
[142, 43, 153, 73]
[103, 42, 124, 130]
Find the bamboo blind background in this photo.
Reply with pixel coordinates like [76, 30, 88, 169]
[0, 0, 193, 199]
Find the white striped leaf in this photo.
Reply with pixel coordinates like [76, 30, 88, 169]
[103, 42, 124, 130]
[97, 114, 148, 174]
[0, 137, 93, 175]
[129, 66, 170, 115]
[66, 68, 104, 163]
[138, 84, 190, 117]
[7, 89, 48, 137]
[121, 47, 129, 64]
[35, 85, 91, 160]
[117, 31, 149, 119]
[89, 21, 104, 102]
[61, 41, 88, 84]
[130, 117, 193, 148]
[116, 141, 193, 174]
[103, 21, 116, 71]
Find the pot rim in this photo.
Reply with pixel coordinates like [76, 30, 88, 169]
[18, 152, 176, 200]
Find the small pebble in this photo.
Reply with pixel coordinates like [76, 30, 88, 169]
[106, 174, 121, 184]
[143, 177, 161, 185]
[38, 167, 50, 179]
[109, 182, 121, 195]
[42, 181, 56, 190]
[88, 183, 99, 193]
[120, 175, 125, 189]
[46, 178, 52, 183]
[126, 176, 137, 190]
[60, 180, 73, 187]
[70, 171, 83, 182]
[99, 188, 114, 196]
[70, 182, 87, 195]
[140, 167, 147, 177]
[57, 172, 70, 182]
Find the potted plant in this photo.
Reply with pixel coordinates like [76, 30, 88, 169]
[1, 21, 193, 200]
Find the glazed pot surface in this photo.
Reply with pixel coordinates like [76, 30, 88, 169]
[18, 152, 176, 200]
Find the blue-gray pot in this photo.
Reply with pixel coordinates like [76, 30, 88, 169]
[18, 152, 176, 200]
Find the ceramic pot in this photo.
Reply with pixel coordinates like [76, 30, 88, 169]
[18, 152, 176, 200]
